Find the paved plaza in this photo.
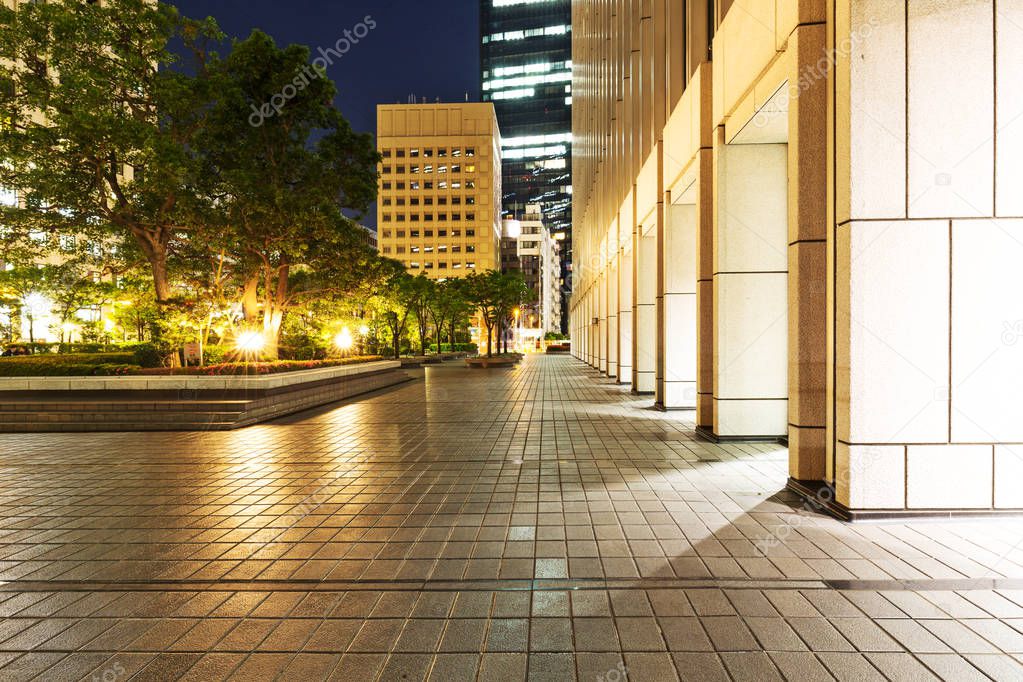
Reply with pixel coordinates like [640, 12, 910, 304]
[2, 355, 1023, 680]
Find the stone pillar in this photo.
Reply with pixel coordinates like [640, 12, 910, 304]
[711, 129, 788, 438]
[634, 226, 658, 394]
[619, 243, 634, 384]
[657, 202, 698, 408]
[608, 253, 619, 379]
[828, 0, 1023, 515]
[696, 149, 715, 431]
[788, 22, 829, 480]
[598, 266, 608, 374]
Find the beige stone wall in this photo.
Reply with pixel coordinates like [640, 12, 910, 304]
[829, 0, 1023, 512]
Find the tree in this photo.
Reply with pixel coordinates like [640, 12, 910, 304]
[0, 265, 49, 343]
[405, 274, 435, 356]
[46, 264, 115, 343]
[376, 271, 418, 359]
[428, 278, 474, 352]
[198, 30, 379, 358]
[465, 270, 528, 358]
[0, 0, 222, 305]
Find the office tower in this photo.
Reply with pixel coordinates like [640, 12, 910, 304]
[480, 0, 572, 320]
[376, 102, 502, 278]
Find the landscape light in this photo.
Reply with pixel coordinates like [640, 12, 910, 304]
[235, 331, 265, 353]
[334, 327, 354, 351]
[23, 292, 49, 316]
[359, 325, 370, 336]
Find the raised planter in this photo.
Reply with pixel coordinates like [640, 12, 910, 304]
[0, 360, 411, 432]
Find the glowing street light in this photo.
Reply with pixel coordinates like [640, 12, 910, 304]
[334, 327, 354, 352]
[235, 331, 265, 354]
[358, 324, 370, 336]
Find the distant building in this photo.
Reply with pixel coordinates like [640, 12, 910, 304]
[375, 102, 502, 278]
[356, 223, 377, 250]
[480, 0, 572, 326]
[502, 204, 562, 334]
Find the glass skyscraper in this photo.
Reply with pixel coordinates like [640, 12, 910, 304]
[480, 0, 572, 312]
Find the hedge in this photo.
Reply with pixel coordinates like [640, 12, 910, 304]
[133, 356, 384, 376]
[0, 353, 139, 376]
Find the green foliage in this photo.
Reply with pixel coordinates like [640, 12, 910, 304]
[0, 353, 137, 376]
[464, 270, 529, 357]
[134, 356, 383, 376]
[130, 343, 164, 368]
[0, 1, 488, 362]
[0, 0, 224, 302]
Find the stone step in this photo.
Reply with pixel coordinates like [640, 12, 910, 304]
[0, 400, 250, 413]
[0, 410, 247, 423]
[0, 420, 239, 432]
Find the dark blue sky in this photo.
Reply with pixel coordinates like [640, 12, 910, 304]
[170, 0, 482, 137]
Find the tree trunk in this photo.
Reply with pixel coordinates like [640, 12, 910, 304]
[260, 265, 289, 361]
[241, 275, 260, 323]
[391, 323, 401, 358]
[138, 239, 182, 367]
[486, 322, 493, 358]
[262, 310, 283, 360]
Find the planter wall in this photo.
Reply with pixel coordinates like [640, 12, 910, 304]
[0, 360, 410, 432]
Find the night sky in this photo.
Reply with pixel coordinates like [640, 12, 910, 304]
[170, 0, 482, 226]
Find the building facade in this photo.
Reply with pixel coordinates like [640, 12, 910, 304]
[375, 103, 502, 278]
[480, 0, 573, 320]
[503, 204, 563, 334]
[570, 0, 1023, 518]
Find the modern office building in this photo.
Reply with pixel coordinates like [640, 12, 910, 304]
[375, 103, 502, 278]
[502, 204, 562, 334]
[480, 0, 572, 316]
[570, 0, 1023, 518]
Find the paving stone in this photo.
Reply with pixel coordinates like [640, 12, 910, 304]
[1, 357, 1022, 682]
[865, 652, 941, 681]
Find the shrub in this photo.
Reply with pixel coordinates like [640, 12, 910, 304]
[133, 355, 384, 376]
[0, 353, 138, 376]
[129, 342, 165, 368]
[202, 344, 228, 365]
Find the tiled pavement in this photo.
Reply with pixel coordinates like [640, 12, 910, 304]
[2, 356, 1023, 680]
